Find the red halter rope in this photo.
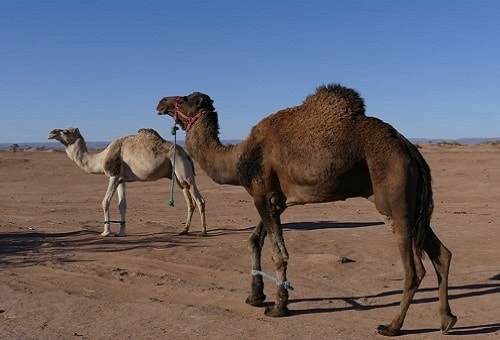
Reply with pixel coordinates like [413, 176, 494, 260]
[173, 96, 206, 130]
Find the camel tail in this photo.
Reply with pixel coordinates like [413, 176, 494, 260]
[399, 133, 434, 257]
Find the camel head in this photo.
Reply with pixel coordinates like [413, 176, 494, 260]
[48, 127, 82, 146]
[157, 92, 215, 130]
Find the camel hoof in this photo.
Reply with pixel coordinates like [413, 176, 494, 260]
[245, 294, 266, 307]
[441, 315, 458, 334]
[377, 324, 399, 337]
[101, 231, 112, 237]
[264, 305, 289, 317]
[199, 231, 208, 237]
[114, 233, 126, 237]
[178, 230, 189, 236]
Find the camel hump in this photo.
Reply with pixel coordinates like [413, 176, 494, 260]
[137, 128, 166, 142]
[304, 83, 366, 116]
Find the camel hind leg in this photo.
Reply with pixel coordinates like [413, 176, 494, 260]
[178, 188, 195, 235]
[190, 184, 206, 236]
[178, 184, 206, 236]
[172, 152, 207, 236]
[377, 218, 424, 336]
[424, 227, 457, 333]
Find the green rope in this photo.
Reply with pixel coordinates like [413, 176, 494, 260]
[102, 220, 126, 225]
[167, 125, 179, 207]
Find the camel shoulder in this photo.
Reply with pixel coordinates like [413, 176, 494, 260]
[102, 138, 125, 176]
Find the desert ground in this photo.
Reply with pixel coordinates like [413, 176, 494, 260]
[0, 143, 499, 339]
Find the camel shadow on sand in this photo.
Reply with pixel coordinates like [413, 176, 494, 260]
[283, 220, 385, 231]
[277, 278, 500, 336]
[0, 227, 201, 268]
[0, 220, 383, 266]
[209, 220, 385, 236]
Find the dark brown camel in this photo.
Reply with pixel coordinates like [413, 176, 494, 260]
[156, 84, 457, 336]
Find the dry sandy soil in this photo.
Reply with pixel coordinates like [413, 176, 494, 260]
[0, 144, 499, 339]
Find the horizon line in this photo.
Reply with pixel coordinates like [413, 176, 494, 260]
[2, 136, 500, 148]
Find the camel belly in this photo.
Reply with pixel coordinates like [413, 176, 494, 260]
[282, 173, 373, 206]
[122, 156, 172, 181]
[284, 185, 348, 206]
[277, 159, 373, 206]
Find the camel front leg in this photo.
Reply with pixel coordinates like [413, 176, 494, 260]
[254, 193, 290, 317]
[178, 185, 206, 236]
[265, 219, 290, 317]
[246, 221, 267, 306]
[115, 180, 127, 237]
[102, 176, 120, 236]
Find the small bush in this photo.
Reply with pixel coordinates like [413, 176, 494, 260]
[437, 141, 462, 147]
[9, 143, 20, 152]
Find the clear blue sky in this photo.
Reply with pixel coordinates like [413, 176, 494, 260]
[1, 0, 499, 143]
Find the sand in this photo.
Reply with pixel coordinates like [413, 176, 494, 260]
[0, 144, 499, 339]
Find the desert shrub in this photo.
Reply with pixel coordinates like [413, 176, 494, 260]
[9, 143, 19, 152]
[437, 141, 462, 147]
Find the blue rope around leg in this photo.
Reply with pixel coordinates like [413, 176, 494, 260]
[252, 269, 294, 291]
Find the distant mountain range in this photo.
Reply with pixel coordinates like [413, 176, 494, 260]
[409, 137, 500, 145]
[1, 138, 499, 150]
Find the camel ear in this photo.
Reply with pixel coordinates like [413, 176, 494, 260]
[197, 96, 214, 111]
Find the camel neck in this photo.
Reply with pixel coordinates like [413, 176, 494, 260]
[66, 137, 104, 174]
[185, 114, 242, 186]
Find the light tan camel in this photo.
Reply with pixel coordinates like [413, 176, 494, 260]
[156, 84, 457, 336]
[48, 127, 206, 236]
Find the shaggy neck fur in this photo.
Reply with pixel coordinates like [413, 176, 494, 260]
[184, 112, 243, 186]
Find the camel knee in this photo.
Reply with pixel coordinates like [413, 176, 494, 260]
[118, 200, 127, 212]
[193, 198, 205, 215]
[405, 271, 423, 291]
[102, 198, 109, 211]
[198, 199, 205, 213]
[271, 251, 289, 270]
[248, 231, 263, 253]
[248, 235, 258, 252]
[442, 246, 452, 265]
[187, 195, 196, 211]
[416, 266, 426, 282]
[413, 251, 426, 280]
